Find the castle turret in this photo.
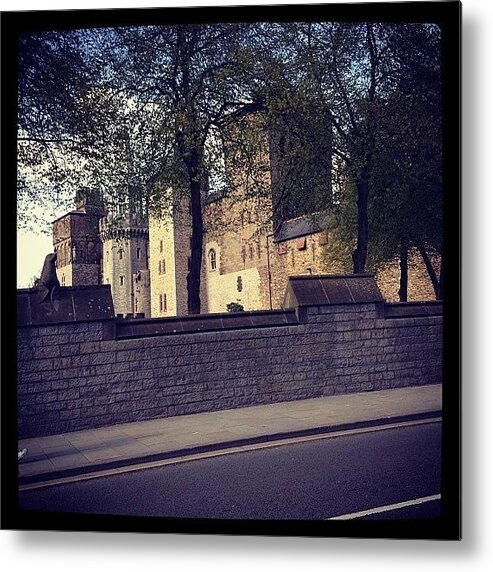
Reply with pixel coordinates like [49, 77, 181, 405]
[100, 211, 151, 317]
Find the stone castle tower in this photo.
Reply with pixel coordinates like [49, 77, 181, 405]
[99, 209, 151, 318]
[53, 189, 152, 318]
[52, 189, 105, 287]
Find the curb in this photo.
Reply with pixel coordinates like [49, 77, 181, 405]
[19, 410, 442, 486]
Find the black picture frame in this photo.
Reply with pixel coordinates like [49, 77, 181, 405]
[1, 1, 461, 539]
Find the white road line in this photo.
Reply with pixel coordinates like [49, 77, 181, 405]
[327, 494, 441, 520]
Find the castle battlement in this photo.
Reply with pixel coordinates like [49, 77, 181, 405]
[99, 213, 149, 242]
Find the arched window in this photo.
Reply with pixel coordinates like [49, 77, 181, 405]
[209, 249, 217, 271]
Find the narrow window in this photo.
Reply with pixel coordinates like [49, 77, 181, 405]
[163, 293, 167, 311]
[137, 247, 141, 259]
[159, 294, 163, 312]
[135, 299, 138, 312]
[119, 249, 123, 260]
[237, 276, 243, 292]
[312, 242, 316, 261]
[160, 240, 163, 253]
[162, 259, 166, 273]
[209, 249, 217, 271]
[296, 236, 307, 251]
[242, 246, 246, 264]
[120, 276, 124, 286]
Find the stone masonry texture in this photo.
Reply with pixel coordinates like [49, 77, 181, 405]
[17, 301, 442, 438]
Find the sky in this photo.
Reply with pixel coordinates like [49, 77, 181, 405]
[17, 230, 55, 287]
[17, 193, 73, 287]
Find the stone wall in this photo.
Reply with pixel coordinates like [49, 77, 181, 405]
[133, 269, 151, 317]
[201, 190, 273, 312]
[269, 231, 329, 309]
[149, 191, 192, 317]
[149, 208, 178, 317]
[17, 276, 442, 438]
[205, 265, 262, 313]
[374, 248, 440, 302]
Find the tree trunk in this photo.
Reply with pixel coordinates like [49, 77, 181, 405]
[416, 243, 441, 300]
[175, 114, 205, 315]
[184, 149, 205, 315]
[351, 24, 377, 275]
[352, 176, 369, 273]
[398, 237, 408, 302]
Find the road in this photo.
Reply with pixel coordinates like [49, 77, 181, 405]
[19, 421, 441, 520]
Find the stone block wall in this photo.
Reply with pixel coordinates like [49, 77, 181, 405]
[374, 248, 440, 302]
[149, 211, 178, 317]
[201, 190, 273, 313]
[17, 287, 442, 438]
[149, 191, 191, 317]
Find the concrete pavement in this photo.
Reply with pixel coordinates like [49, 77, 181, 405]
[18, 384, 442, 486]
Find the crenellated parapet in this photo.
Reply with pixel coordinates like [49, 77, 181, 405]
[100, 226, 149, 242]
[99, 213, 149, 242]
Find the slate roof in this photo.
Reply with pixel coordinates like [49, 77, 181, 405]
[283, 274, 384, 308]
[273, 211, 330, 243]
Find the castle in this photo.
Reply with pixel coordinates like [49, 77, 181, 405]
[52, 120, 437, 315]
[52, 185, 335, 318]
[52, 188, 437, 318]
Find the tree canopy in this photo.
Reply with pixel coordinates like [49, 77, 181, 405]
[17, 20, 443, 308]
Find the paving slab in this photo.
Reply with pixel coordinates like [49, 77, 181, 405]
[18, 384, 442, 485]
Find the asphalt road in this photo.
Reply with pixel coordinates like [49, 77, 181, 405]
[19, 421, 441, 520]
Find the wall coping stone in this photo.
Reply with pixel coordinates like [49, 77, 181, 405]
[115, 308, 297, 339]
[17, 285, 115, 327]
[384, 301, 443, 319]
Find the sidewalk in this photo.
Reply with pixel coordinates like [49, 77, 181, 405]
[18, 384, 442, 486]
